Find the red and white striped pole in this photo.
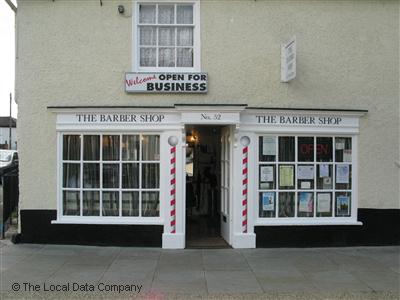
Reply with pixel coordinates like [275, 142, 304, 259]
[168, 136, 179, 234]
[240, 136, 250, 233]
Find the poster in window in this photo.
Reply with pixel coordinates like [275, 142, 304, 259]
[317, 193, 331, 213]
[319, 164, 330, 178]
[298, 192, 313, 213]
[262, 137, 276, 156]
[323, 177, 332, 189]
[298, 165, 314, 180]
[335, 139, 345, 150]
[262, 192, 275, 211]
[343, 149, 352, 162]
[336, 165, 350, 183]
[260, 166, 274, 182]
[279, 165, 294, 187]
[336, 196, 350, 215]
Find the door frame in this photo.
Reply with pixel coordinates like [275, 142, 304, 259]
[182, 124, 235, 247]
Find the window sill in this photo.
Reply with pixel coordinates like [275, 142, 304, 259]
[254, 219, 362, 226]
[52, 217, 164, 225]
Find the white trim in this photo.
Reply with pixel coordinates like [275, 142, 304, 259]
[132, 0, 201, 72]
[52, 218, 164, 225]
[254, 220, 362, 226]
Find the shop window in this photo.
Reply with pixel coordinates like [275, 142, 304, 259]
[258, 136, 354, 221]
[135, 2, 199, 71]
[61, 134, 160, 219]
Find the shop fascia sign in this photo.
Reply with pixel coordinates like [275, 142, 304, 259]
[59, 113, 173, 124]
[125, 73, 208, 93]
[243, 114, 358, 127]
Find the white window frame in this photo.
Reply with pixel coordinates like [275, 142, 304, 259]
[132, 0, 201, 72]
[54, 132, 164, 225]
[254, 133, 361, 226]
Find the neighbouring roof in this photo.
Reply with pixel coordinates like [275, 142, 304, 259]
[0, 117, 17, 128]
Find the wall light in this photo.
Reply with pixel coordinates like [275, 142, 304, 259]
[118, 5, 125, 14]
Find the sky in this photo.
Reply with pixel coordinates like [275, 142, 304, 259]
[0, 0, 17, 118]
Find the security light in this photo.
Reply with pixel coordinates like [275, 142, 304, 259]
[118, 5, 125, 14]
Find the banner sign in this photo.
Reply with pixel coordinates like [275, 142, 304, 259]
[125, 73, 208, 93]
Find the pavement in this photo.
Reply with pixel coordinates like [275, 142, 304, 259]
[0, 240, 399, 299]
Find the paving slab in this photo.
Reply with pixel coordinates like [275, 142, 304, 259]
[304, 270, 373, 293]
[350, 270, 400, 292]
[157, 250, 203, 271]
[254, 269, 318, 293]
[46, 264, 108, 285]
[152, 270, 207, 294]
[205, 270, 263, 294]
[203, 249, 250, 271]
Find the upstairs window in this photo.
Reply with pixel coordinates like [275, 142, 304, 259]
[135, 2, 199, 71]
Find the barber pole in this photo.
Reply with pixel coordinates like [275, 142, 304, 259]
[242, 146, 248, 233]
[170, 146, 176, 233]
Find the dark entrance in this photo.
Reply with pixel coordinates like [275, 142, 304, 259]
[185, 125, 229, 248]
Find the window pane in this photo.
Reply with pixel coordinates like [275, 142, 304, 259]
[297, 165, 314, 189]
[259, 165, 275, 189]
[122, 135, 140, 161]
[142, 135, 160, 160]
[259, 136, 276, 162]
[83, 163, 100, 188]
[103, 164, 120, 188]
[259, 192, 275, 218]
[177, 5, 193, 24]
[335, 137, 352, 162]
[177, 48, 193, 68]
[140, 27, 156, 46]
[316, 137, 333, 162]
[298, 192, 314, 217]
[298, 137, 314, 162]
[177, 27, 193, 46]
[335, 164, 352, 189]
[335, 192, 351, 217]
[63, 163, 80, 188]
[279, 137, 295, 161]
[159, 48, 175, 67]
[317, 164, 333, 189]
[103, 135, 120, 161]
[63, 135, 80, 160]
[140, 48, 156, 67]
[316, 192, 332, 217]
[278, 192, 295, 217]
[159, 27, 175, 46]
[63, 191, 80, 216]
[122, 163, 139, 189]
[122, 192, 139, 216]
[83, 191, 100, 216]
[102, 192, 119, 216]
[139, 5, 156, 24]
[142, 163, 160, 188]
[158, 5, 174, 24]
[83, 135, 100, 161]
[278, 165, 295, 189]
[142, 192, 159, 217]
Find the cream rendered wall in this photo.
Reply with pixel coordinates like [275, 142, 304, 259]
[16, 0, 399, 210]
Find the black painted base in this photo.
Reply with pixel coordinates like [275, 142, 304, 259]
[18, 210, 163, 247]
[255, 209, 400, 247]
[17, 208, 400, 248]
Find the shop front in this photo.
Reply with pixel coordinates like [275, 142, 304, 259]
[37, 105, 365, 249]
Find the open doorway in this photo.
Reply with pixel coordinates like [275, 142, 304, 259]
[185, 125, 230, 248]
